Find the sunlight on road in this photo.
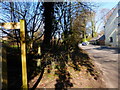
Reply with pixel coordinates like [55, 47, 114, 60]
[80, 44, 118, 88]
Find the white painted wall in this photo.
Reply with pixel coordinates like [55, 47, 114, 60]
[118, 2, 120, 47]
[105, 4, 119, 47]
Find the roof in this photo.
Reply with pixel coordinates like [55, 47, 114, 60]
[98, 35, 105, 40]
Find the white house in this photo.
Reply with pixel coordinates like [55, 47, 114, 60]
[104, 2, 120, 47]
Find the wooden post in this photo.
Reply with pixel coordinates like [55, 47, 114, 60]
[0, 41, 2, 89]
[20, 19, 28, 89]
[37, 46, 41, 67]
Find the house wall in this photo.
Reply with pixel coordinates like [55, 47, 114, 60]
[105, 4, 119, 47]
[118, 2, 120, 47]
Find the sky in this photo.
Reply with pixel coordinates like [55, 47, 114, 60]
[98, 2, 119, 10]
[0, 1, 119, 36]
[94, 1, 119, 33]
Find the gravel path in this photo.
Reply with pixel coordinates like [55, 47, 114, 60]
[79, 44, 119, 88]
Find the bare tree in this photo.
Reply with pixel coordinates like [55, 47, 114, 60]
[0, 2, 44, 51]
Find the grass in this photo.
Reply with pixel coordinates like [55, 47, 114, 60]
[10, 45, 18, 48]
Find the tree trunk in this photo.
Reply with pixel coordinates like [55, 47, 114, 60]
[41, 2, 54, 53]
[31, 3, 54, 89]
[91, 20, 95, 38]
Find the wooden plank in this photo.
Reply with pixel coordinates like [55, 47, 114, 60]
[0, 42, 2, 89]
[20, 19, 28, 89]
[0, 22, 20, 29]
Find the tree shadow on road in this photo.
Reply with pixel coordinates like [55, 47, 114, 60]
[28, 43, 101, 89]
[93, 46, 120, 54]
[53, 45, 99, 89]
[49, 45, 73, 90]
[69, 46, 98, 79]
[4, 42, 100, 89]
[54, 57, 73, 90]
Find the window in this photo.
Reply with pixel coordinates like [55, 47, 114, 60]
[110, 37, 113, 42]
[118, 9, 120, 16]
[118, 23, 120, 26]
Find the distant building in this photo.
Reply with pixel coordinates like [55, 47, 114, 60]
[98, 35, 105, 45]
[104, 2, 120, 47]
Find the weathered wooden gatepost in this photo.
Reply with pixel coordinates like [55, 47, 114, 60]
[20, 19, 28, 89]
[0, 19, 28, 89]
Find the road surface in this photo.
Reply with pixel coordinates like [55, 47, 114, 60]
[79, 44, 119, 88]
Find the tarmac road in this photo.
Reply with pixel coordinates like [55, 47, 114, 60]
[79, 44, 119, 88]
